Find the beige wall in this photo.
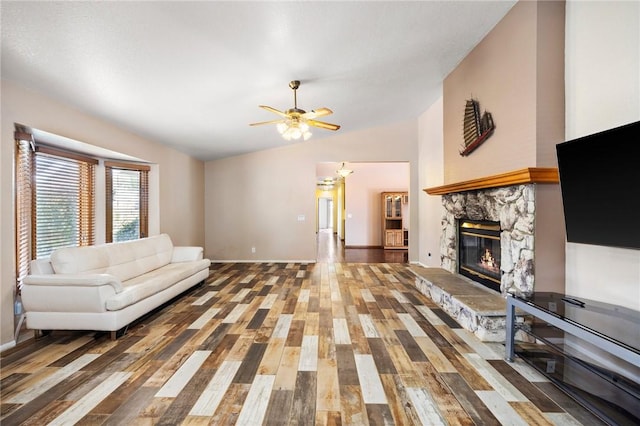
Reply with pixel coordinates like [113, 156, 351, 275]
[418, 95, 444, 267]
[533, 0, 567, 290]
[443, 0, 565, 183]
[204, 119, 419, 262]
[536, 0, 566, 167]
[564, 1, 640, 309]
[444, 0, 536, 182]
[1, 80, 205, 349]
[440, 0, 566, 291]
[533, 184, 566, 292]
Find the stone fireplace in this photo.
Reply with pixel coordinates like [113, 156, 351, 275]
[425, 168, 563, 297]
[411, 169, 564, 341]
[442, 184, 535, 295]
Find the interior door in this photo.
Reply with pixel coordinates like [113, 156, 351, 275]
[318, 197, 332, 230]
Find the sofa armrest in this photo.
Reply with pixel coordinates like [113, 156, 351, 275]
[23, 273, 123, 293]
[171, 246, 204, 262]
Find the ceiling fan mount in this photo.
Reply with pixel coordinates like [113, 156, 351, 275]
[289, 80, 300, 90]
[250, 80, 340, 140]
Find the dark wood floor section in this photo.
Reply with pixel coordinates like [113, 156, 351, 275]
[0, 262, 604, 425]
[316, 229, 408, 264]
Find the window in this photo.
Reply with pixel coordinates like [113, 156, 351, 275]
[15, 135, 33, 289]
[33, 147, 96, 258]
[15, 133, 97, 289]
[105, 162, 149, 243]
[14, 130, 151, 291]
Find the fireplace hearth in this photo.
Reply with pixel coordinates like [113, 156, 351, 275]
[458, 219, 501, 292]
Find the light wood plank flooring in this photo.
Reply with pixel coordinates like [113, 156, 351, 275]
[1, 263, 604, 425]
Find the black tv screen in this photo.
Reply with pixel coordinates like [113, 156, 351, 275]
[556, 120, 640, 250]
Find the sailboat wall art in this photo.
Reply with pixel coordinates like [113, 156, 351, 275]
[460, 99, 495, 156]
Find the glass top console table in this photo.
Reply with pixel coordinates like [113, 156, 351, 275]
[505, 292, 640, 424]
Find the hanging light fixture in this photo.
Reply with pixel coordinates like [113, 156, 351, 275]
[250, 80, 340, 142]
[336, 162, 353, 178]
[277, 116, 312, 141]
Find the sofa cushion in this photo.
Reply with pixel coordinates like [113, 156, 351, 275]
[105, 259, 210, 311]
[51, 234, 174, 282]
[50, 244, 110, 275]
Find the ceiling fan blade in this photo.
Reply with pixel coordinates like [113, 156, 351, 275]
[259, 105, 288, 118]
[301, 107, 333, 119]
[308, 119, 340, 131]
[249, 119, 286, 126]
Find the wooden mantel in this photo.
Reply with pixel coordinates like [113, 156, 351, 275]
[424, 167, 559, 195]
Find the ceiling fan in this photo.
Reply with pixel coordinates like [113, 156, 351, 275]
[250, 80, 340, 141]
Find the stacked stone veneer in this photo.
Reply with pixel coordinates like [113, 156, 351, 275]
[414, 276, 508, 341]
[441, 184, 536, 295]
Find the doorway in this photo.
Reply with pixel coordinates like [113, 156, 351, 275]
[315, 161, 410, 263]
[318, 197, 333, 230]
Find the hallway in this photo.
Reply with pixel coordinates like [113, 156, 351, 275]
[317, 229, 408, 264]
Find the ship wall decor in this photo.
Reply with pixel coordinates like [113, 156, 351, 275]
[460, 99, 495, 156]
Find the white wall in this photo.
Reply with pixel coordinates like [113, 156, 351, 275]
[565, 1, 640, 309]
[1, 80, 205, 350]
[418, 95, 444, 267]
[204, 119, 419, 262]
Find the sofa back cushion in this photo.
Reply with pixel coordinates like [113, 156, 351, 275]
[50, 234, 174, 282]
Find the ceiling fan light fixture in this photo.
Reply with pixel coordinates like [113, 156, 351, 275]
[250, 80, 340, 140]
[290, 126, 302, 140]
[277, 118, 312, 141]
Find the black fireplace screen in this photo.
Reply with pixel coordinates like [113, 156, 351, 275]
[458, 220, 501, 292]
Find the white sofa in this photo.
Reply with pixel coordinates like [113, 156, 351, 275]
[22, 234, 211, 338]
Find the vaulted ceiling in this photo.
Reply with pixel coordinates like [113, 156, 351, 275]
[1, 1, 516, 161]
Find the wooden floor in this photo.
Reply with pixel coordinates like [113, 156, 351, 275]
[0, 262, 597, 425]
[317, 229, 408, 264]
[0, 262, 604, 425]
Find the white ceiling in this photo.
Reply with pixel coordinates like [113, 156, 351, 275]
[1, 1, 516, 161]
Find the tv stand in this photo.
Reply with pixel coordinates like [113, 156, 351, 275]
[506, 292, 640, 425]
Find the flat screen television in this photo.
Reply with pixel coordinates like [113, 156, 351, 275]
[556, 120, 640, 250]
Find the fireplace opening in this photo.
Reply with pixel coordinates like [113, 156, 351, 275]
[458, 219, 501, 292]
